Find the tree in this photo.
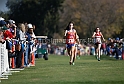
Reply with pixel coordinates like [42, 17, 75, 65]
[6, 0, 64, 37]
[59, 0, 124, 39]
[0, 11, 9, 20]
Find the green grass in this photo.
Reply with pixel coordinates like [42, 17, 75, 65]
[1, 55, 124, 84]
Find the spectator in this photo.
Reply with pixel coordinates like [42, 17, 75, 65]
[0, 20, 5, 44]
[26, 23, 36, 66]
[90, 45, 95, 55]
[1, 20, 13, 53]
[7, 20, 17, 38]
[101, 41, 107, 55]
[15, 23, 26, 68]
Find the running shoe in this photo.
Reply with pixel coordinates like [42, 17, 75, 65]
[69, 62, 72, 65]
[98, 58, 100, 61]
[72, 62, 75, 65]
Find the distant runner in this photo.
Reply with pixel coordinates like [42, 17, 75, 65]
[92, 27, 105, 61]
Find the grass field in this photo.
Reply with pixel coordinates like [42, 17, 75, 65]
[1, 55, 124, 84]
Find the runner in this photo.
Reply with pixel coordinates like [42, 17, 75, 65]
[92, 27, 105, 61]
[77, 44, 82, 59]
[74, 35, 81, 60]
[64, 21, 79, 65]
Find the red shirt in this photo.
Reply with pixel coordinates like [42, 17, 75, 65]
[66, 30, 76, 44]
[3, 30, 13, 40]
[95, 32, 101, 38]
[94, 32, 102, 43]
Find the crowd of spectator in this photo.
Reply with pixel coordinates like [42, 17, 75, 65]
[50, 38, 124, 60]
[105, 38, 124, 59]
[0, 17, 37, 68]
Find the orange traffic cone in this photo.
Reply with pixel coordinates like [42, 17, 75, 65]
[31, 52, 35, 66]
[122, 51, 124, 60]
[21, 52, 24, 67]
[11, 45, 15, 68]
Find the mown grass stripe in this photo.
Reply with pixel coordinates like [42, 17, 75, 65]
[1, 55, 124, 84]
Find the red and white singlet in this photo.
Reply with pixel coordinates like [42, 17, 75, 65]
[95, 32, 102, 44]
[66, 30, 76, 44]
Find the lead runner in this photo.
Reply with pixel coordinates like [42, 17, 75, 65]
[64, 21, 79, 65]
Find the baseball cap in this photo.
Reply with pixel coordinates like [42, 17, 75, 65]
[1, 26, 9, 30]
[0, 20, 6, 27]
[0, 17, 5, 21]
[27, 24, 33, 29]
[8, 20, 15, 24]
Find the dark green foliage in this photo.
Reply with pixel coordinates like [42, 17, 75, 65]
[6, 0, 64, 37]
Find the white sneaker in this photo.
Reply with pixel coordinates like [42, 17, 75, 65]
[27, 63, 31, 67]
[72, 62, 75, 65]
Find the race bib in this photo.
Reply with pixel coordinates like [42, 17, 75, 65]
[67, 39, 75, 44]
[96, 38, 101, 43]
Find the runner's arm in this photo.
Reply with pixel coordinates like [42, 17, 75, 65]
[75, 30, 80, 44]
[92, 32, 96, 38]
[63, 30, 67, 39]
[100, 32, 105, 41]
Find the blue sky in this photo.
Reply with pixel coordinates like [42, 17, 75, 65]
[0, 0, 8, 11]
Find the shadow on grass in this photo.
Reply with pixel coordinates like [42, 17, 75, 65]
[52, 81, 124, 84]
